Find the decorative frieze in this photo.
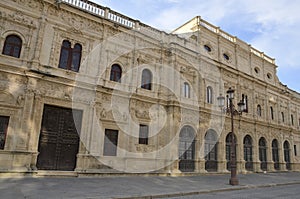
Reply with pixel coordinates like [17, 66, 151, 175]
[0, 10, 36, 28]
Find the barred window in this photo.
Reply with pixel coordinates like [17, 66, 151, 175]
[139, 124, 149, 145]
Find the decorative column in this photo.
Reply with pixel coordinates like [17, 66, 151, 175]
[253, 143, 261, 172]
[217, 140, 227, 173]
[27, 92, 43, 171]
[278, 141, 287, 171]
[194, 138, 202, 173]
[17, 80, 37, 151]
[267, 142, 274, 172]
[236, 135, 246, 173]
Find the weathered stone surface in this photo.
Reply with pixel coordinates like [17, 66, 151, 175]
[0, 0, 299, 174]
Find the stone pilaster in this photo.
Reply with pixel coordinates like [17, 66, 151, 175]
[16, 89, 35, 151]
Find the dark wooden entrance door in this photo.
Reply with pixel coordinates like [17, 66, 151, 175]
[37, 105, 82, 171]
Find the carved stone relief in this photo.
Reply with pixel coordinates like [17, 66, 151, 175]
[0, 9, 37, 28]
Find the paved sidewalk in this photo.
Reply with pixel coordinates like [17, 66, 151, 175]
[1, 172, 300, 199]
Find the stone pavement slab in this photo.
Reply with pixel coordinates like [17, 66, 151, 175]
[0, 172, 300, 199]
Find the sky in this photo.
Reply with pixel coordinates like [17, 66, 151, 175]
[90, 0, 300, 93]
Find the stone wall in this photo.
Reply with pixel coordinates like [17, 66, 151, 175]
[0, 0, 299, 175]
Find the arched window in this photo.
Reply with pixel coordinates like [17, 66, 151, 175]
[270, 106, 274, 120]
[2, 35, 22, 58]
[72, 43, 82, 72]
[284, 141, 291, 170]
[141, 69, 152, 90]
[179, 126, 195, 172]
[259, 137, 267, 171]
[242, 94, 248, 112]
[291, 114, 294, 126]
[244, 135, 253, 171]
[206, 86, 213, 104]
[226, 132, 236, 171]
[281, 112, 285, 123]
[183, 82, 190, 98]
[272, 139, 279, 170]
[257, 105, 262, 117]
[205, 129, 218, 172]
[110, 64, 122, 82]
[58, 40, 82, 72]
[58, 40, 72, 70]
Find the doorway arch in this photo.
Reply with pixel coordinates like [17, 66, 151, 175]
[259, 137, 267, 171]
[205, 129, 218, 172]
[178, 125, 196, 172]
[284, 140, 291, 170]
[244, 135, 253, 171]
[226, 132, 237, 171]
[272, 139, 280, 170]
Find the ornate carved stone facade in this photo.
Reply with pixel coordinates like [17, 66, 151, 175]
[0, 0, 299, 175]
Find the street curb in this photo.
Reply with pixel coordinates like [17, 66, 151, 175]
[113, 181, 300, 199]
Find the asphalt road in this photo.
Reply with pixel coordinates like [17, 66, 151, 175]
[166, 184, 300, 199]
[1, 172, 300, 199]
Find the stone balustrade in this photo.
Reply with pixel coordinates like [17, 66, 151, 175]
[61, 0, 275, 64]
[199, 17, 275, 64]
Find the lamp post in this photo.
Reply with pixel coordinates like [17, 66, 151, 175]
[217, 87, 246, 186]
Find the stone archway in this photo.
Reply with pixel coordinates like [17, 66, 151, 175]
[226, 132, 237, 171]
[204, 129, 218, 172]
[259, 137, 267, 171]
[284, 140, 291, 170]
[243, 135, 253, 171]
[178, 125, 195, 172]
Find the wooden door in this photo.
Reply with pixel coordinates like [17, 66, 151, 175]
[37, 105, 82, 171]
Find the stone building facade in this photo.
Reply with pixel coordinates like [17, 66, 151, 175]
[0, 0, 299, 176]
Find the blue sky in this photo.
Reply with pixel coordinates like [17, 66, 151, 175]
[91, 0, 300, 93]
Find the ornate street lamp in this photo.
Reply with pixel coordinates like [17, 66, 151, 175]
[217, 87, 246, 186]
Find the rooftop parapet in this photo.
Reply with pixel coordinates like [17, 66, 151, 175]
[173, 16, 276, 65]
[60, 0, 275, 65]
[60, 0, 135, 28]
